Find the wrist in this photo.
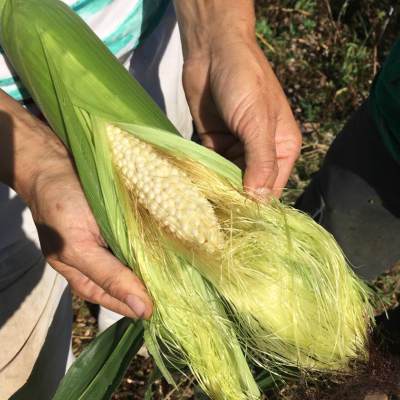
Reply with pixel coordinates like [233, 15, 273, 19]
[0, 91, 70, 204]
[173, 0, 256, 61]
[18, 136, 71, 207]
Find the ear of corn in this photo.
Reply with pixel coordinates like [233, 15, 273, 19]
[107, 126, 224, 252]
[109, 120, 374, 375]
[0, 1, 260, 398]
[93, 117, 260, 399]
[0, 0, 374, 396]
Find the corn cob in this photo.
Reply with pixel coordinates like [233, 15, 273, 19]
[107, 125, 224, 252]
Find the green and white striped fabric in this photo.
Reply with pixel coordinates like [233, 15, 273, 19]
[0, 0, 169, 102]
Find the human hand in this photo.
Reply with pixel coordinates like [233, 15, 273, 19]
[174, 1, 302, 198]
[0, 90, 151, 319]
[26, 140, 152, 320]
[0, 91, 152, 318]
[183, 38, 301, 198]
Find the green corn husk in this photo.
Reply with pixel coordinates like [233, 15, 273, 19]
[0, 1, 260, 399]
[0, 0, 374, 394]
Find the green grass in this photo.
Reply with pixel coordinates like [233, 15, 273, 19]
[72, 1, 400, 399]
[255, 0, 399, 204]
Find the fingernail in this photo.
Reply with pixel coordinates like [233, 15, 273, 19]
[126, 294, 146, 318]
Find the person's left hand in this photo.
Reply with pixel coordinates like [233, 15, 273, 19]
[28, 155, 153, 319]
[0, 90, 153, 319]
[182, 36, 301, 198]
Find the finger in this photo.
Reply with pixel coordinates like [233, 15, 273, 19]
[272, 155, 297, 198]
[241, 114, 279, 199]
[273, 146, 301, 197]
[58, 245, 153, 319]
[272, 121, 302, 197]
[53, 261, 143, 318]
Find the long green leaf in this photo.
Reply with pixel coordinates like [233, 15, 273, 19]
[53, 318, 144, 400]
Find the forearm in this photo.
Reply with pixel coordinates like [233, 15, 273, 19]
[0, 90, 69, 202]
[173, 0, 256, 59]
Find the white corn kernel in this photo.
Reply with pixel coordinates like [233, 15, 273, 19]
[107, 125, 224, 251]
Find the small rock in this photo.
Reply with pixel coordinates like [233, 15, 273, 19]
[137, 344, 149, 358]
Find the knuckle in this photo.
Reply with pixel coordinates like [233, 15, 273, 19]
[61, 239, 93, 265]
[69, 275, 94, 299]
[101, 274, 122, 299]
[80, 278, 98, 299]
[258, 159, 279, 180]
[290, 131, 303, 160]
[294, 129, 303, 149]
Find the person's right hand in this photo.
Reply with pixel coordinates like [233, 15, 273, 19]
[174, 0, 302, 199]
[182, 38, 301, 198]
